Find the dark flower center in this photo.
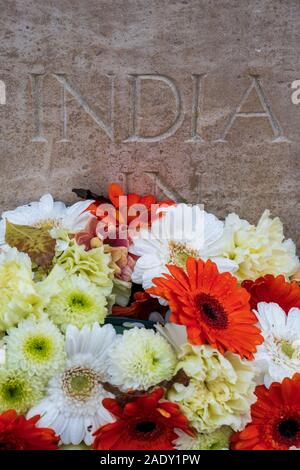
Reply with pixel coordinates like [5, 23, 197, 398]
[135, 421, 157, 434]
[278, 418, 300, 439]
[195, 293, 228, 329]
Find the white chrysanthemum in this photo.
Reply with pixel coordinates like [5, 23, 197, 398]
[221, 210, 299, 282]
[129, 204, 237, 293]
[0, 247, 42, 331]
[0, 194, 93, 248]
[108, 327, 177, 391]
[174, 427, 232, 450]
[168, 344, 256, 432]
[254, 302, 300, 387]
[0, 368, 43, 414]
[28, 323, 116, 446]
[5, 315, 65, 381]
[45, 275, 110, 331]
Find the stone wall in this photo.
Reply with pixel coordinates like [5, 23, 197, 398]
[0, 0, 299, 246]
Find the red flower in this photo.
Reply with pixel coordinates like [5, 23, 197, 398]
[0, 410, 59, 450]
[242, 274, 300, 314]
[112, 291, 168, 321]
[93, 388, 194, 450]
[147, 258, 263, 359]
[231, 374, 300, 450]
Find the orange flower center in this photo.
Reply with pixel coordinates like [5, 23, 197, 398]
[195, 293, 228, 330]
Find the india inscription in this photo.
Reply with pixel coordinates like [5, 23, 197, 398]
[0, 0, 299, 249]
[29, 73, 288, 144]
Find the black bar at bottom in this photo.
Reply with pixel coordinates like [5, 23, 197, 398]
[0, 450, 299, 466]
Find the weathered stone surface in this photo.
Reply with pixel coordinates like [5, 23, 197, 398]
[0, 0, 299, 246]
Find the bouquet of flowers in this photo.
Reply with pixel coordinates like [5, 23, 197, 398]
[0, 182, 299, 451]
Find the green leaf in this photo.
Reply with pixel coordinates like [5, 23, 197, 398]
[5, 220, 56, 268]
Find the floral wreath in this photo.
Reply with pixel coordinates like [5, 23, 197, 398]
[0, 182, 299, 451]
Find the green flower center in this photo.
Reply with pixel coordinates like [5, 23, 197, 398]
[150, 354, 159, 366]
[281, 341, 295, 359]
[23, 335, 54, 362]
[68, 292, 93, 311]
[63, 366, 98, 401]
[168, 241, 198, 268]
[0, 378, 26, 406]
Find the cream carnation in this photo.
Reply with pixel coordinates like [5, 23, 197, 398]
[0, 247, 42, 331]
[221, 210, 299, 282]
[168, 344, 256, 432]
[108, 327, 177, 391]
[55, 238, 113, 293]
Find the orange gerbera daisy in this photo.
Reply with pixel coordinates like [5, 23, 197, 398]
[231, 374, 300, 450]
[147, 257, 263, 359]
[242, 274, 300, 314]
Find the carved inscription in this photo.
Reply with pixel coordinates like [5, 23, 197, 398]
[29, 73, 288, 144]
[0, 81, 6, 105]
[121, 171, 203, 203]
[215, 76, 289, 143]
[125, 74, 184, 142]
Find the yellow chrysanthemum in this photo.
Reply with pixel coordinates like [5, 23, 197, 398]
[45, 275, 110, 331]
[221, 210, 299, 282]
[5, 314, 65, 381]
[0, 248, 42, 331]
[168, 344, 256, 432]
[0, 368, 43, 414]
